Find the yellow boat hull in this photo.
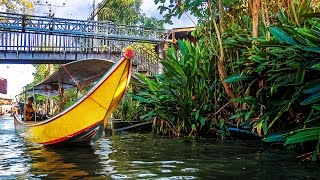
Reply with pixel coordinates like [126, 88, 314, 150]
[14, 55, 132, 145]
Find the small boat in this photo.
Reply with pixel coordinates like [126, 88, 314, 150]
[13, 48, 134, 145]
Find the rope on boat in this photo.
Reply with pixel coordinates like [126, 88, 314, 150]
[61, 64, 109, 110]
[61, 64, 82, 90]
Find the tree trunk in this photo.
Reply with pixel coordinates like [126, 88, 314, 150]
[217, 60, 235, 99]
[208, 0, 236, 108]
[250, 0, 261, 38]
[261, 0, 270, 40]
[219, 0, 225, 33]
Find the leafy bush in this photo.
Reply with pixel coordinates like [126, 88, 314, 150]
[131, 40, 225, 137]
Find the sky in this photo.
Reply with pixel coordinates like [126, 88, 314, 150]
[0, 0, 196, 99]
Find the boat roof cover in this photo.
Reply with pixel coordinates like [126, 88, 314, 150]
[24, 59, 114, 95]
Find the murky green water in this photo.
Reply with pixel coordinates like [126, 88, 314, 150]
[0, 117, 319, 179]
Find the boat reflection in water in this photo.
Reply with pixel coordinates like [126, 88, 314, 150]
[26, 144, 108, 179]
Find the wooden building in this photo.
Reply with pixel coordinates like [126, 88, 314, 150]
[169, 26, 196, 45]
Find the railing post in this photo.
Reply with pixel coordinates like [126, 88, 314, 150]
[22, 15, 26, 33]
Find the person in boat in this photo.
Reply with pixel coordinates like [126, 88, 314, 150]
[24, 97, 35, 121]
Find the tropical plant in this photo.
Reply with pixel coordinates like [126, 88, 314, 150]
[130, 40, 230, 137]
[226, 9, 320, 160]
[112, 85, 144, 121]
[150, 0, 320, 160]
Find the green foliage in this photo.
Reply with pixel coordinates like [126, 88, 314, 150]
[0, 0, 34, 14]
[150, 0, 320, 160]
[139, 14, 164, 28]
[224, 74, 253, 83]
[98, 0, 164, 28]
[62, 88, 79, 109]
[130, 42, 160, 63]
[98, 0, 142, 25]
[269, 26, 298, 45]
[262, 133, 285, 143]
[224, 10, 320, 159]
[112, 85, 144, 121]
[285, 128, 320, 145]
[132, 40, 217, 136]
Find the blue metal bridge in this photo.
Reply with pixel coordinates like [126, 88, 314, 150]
[0, 12, 171, 74]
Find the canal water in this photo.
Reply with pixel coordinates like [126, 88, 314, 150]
[1, 117, 319, 179]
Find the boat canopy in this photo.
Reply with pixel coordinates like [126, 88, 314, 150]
[24, 59, 115, 95]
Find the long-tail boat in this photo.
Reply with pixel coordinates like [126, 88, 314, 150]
[13, 48, 134, 145]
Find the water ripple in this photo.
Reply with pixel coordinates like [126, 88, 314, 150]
[0, 119, 319, 179]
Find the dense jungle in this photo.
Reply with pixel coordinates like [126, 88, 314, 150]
[115, 0, 320, 162]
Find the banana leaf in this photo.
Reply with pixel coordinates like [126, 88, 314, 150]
[302, 47, 320, 53]
[295, 65, 305, 84]
[262, 133, 285, 142]
[178, 40, 187, 57]
[135, 73, 159, 92]
[295, 27, 320, 43]
[231, 96, 261, 106]
[302, 79, 320, 94]
[311, 63, 320, 70]
[140, 110, 158, 121]
[285, 128, 320, 145]
[224, 74, 253, 83]
[300, 92, 320, 105]
[269, 26, 298, 46]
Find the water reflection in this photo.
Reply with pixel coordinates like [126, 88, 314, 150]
[26, 145, 103, 179]
[105, 134, 198, 179]
[1, 117, 320, 179]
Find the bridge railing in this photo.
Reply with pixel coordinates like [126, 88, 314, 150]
[0, 32, 133, 52]
[0, 12, 171, 74]
[0, 12, 170, 43]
